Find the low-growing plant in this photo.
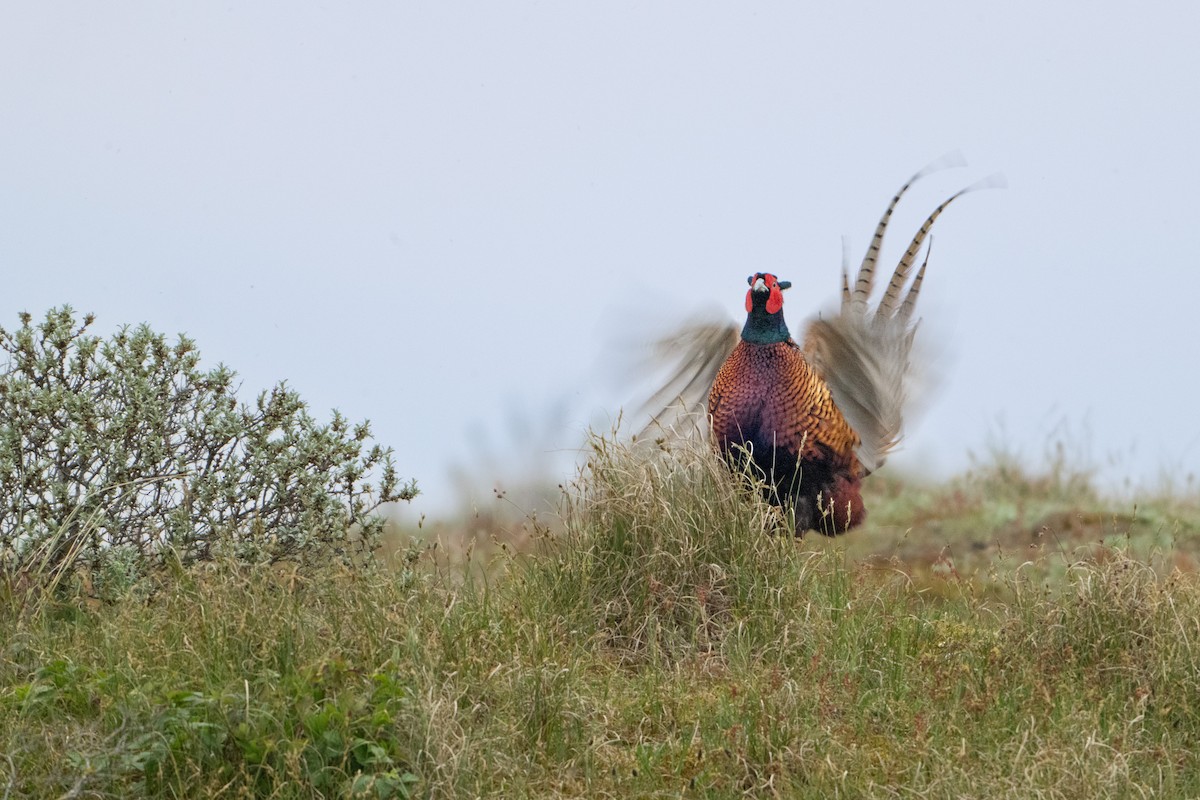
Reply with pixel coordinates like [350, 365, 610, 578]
[5, 430, 1200, 796]
[0, 306, 416, 586]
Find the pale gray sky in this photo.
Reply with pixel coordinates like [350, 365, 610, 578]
[3, 3, 1199, 516]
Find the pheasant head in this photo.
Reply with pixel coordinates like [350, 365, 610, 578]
[742, 272, 793, 344]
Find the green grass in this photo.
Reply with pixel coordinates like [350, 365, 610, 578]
[4, 435, 1200, 797]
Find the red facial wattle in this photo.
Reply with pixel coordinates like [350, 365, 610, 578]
[766, 285, 784, 314]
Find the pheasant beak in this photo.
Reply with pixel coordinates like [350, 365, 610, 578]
[752, 276, 768, 293]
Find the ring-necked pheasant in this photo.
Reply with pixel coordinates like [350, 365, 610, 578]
[640, 159, 996, 535]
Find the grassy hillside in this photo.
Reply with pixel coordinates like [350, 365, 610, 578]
[3, 436, 1199, 798]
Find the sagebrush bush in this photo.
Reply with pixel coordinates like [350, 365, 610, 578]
[0, 307, 416, 583]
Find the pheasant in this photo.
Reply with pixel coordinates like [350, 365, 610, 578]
[640, 160, 994, 534]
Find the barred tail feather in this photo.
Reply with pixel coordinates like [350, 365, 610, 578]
[850, 151, 966, 315]
[897, 238, 931, 326]
[808, 166, 1002, 472]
